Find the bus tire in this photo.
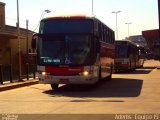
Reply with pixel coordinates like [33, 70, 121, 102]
[108, 64, 113, 80]
[129, 61, 132, 71]
[51, 84, 59, 91]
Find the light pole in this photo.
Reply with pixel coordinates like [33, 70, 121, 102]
[112, 11, 121, 40]
[92, 0, 94, 16]
[26, 19, 29, 55]
[158, 0, 160, 60]
[33, 10, 51, 32]
[17, 0, 23, 82]
[40, 10, 51, 20]
[158, 0, 160, 30]
[125, 22, 132, 38]
[26, 19, 29, 80]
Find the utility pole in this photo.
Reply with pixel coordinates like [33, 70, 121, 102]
[158, 0, 160, 30]
[92, 0, 94, 16]
[26, 20, 29, 56]
[125, 22, 132, 38]
[158, 0, 160, 60]
[26, 19, 29, 80]
[17, 0, 23, 82]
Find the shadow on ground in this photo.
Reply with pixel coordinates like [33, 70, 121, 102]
[115, 66, 155, 74]
[43, 78, 143, 98]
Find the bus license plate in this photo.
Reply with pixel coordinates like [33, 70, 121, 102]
[59, 79, 69, 84]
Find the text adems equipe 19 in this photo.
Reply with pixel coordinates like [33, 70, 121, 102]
[115, 114, 160, 120]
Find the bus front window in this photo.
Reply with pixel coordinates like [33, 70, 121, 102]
[38, 35, 91, 65]
[116, 45, 128, 58]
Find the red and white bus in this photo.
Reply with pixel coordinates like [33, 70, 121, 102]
[32, 16, 115, 90]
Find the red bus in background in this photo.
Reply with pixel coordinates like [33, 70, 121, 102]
[32, 16, 115, 90]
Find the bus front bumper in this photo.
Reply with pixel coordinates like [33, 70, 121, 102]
[38, 74, 98, 85]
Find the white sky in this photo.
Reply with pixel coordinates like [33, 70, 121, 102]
[0, 0, 159, 40]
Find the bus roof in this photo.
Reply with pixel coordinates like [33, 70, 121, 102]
[41, 15, 114, 32]
[116, 40, 144, 48]
[115, 40, 138, 46]
[43, 15, 92, 20]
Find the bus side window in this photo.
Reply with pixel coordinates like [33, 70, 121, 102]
[98, 23, 101, 39]
[96, 38, 100, 53]
[112, 32, 115, 44]
[105, 28, 108, 43]
[103, 27, 106, 42]
[106, 28, 108, 43]
[101, 26, 103, 41]
[127, 46, 131, 57]
[108, 31, 111, 43]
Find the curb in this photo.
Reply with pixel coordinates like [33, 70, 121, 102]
[0, 80, 39, 92]
[157, 67, 160, 69]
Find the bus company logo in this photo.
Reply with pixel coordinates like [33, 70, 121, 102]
[68, 68, 81, 72]
[2, 114, 18, 120]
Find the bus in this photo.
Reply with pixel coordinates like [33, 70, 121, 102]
[32, 16, 115, 90]
[115, 40, 144, 72]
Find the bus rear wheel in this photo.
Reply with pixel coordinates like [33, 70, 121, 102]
[108, 64, 113, 80]
[51, 84, 59, 91]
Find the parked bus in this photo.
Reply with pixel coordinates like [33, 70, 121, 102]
[115, 40, 144, 72]
[32, 16, 115, 90]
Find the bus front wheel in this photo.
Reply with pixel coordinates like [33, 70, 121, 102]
[51, 84, 59, 90]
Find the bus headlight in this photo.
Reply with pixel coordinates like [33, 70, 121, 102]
[42, 72, 46, 76]
[83, 71, 89, 76]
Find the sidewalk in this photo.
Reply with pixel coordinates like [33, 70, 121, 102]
[0, 79, 39, 92]
[144, 59, 160, 69]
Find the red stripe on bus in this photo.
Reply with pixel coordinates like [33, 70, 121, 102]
[45, 66, 84, 76]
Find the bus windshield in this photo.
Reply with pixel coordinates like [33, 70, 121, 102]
[39, 19, 93, 34]
[116, 44, 128, 58]
[38, 34, 92, 65]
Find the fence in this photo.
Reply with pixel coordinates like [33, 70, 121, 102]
[0, 53, 37, 85]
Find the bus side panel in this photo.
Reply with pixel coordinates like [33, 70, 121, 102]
[100, 42, 114, 79]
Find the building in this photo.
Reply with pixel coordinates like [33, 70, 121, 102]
[0, 2, 35, 81]
[142, 29, 160, 59]
[125, 35, 149, 53]
[127, 35, 148, 48]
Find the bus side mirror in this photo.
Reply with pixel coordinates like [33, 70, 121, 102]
[31, 34, 38, 49]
